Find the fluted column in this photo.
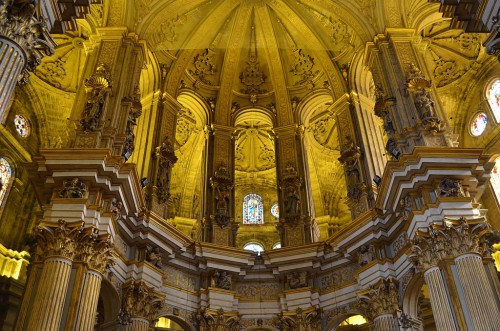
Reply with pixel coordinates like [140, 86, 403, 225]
[18, 220, 83, 331]
[358, 279, 399, 331]
[423, 267, 457, 331]
[0, 1, 55, 122]
[454, 253, 500, 329]
[126, 318, 150, 331]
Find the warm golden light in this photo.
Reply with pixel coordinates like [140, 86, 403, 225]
[0, 244, 30, 280]
[339, 315, 367, 326]
[155, 317, 171, 328]
[492, 244, 500, 272]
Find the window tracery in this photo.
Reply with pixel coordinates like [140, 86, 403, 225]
[0, 158, 12, 206]
[14, 115, 30, 137]
[487, 79, 500, 123]
[470, 112, 488, 136]
[242, 193, 264, 224]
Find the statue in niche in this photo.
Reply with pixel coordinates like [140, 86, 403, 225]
[415, 90, 438, 119]
[59, 178, 87, 198]
[211, 270, 232, 290]
[438, 178, 464, 198]
[358, 244, 375, 266]
[215, 185, 230, 216]
[110, 197, 123, 220]
[381, 109, 395, 134]
[287, 271, 308, 289]
[80, 64, 111, 132]
[145, 245, 163, 268]
[400, 195, 413, 221]
[284, 186, 300, 215]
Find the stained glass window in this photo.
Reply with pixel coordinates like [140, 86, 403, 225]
[470, 112, 488, 136]
[242, 193, 264, 224]
[14, 115, 30, 137]
[243, 242, 265, 254]
[492, 156, 500, 205]
[271, 202, 279, 218]
[0, 158, 12, 206]
[487, 79, 500, 123]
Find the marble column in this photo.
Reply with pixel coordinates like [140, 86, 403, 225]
[358, 279, 399, 331]
[18, 220, 83, 331]
[125, 318, 150, 331]
[454, 253, 500, 329]
[0, 2, 55, 122]
[423, 267, 457, 331]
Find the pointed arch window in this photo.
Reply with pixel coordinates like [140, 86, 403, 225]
[487, 79, 500, 123]
[242, 193, 264, 224]
[0, 158, 12, 206]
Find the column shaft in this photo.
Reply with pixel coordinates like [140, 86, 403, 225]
[73, 270, 103, 331]
[126, 318, 150, 331]
[0, 37, 26, 123]
[423, 267, 457, 331]
[27, 257, 73, 331]
[373, 314, 396, 331]
[454, 254, 500, 330]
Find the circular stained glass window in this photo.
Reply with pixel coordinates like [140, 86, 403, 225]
[271, 203, 279, 218]
[470, 112, 488, 136]
[14, 115, 30, 137]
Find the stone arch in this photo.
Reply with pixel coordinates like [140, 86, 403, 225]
[401, 272, 425, 318]
[326, 310, 370, 331]
[156, 314, 196, 331]
[95, 279, 120, 330]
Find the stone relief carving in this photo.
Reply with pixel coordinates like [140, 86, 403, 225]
[190, 48, 217, 85]
[437, 178, 464, 198]
[392, 232, 408, 257]
[80, 64, 112, 132]
[400, 195, 413, 221]
[59, 178, 87, 198]
[287, 271, 308, 289]
[319, 264, 358, 291]
[211, 270, 232, 290]
[145, 245, 163, 268]
[290, 48, 319, 87]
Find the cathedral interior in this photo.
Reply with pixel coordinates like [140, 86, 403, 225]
[1, 0, 500, 330]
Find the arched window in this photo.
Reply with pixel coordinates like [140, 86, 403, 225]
[487, 78, 500, 123]
[243, 242, 265, 254]
[470, 112, 488, 136]
[272, 242, 281, 249]
[242, 193, 264, 224]
[0, 158, 12, 206]
[492, 156, 500, 204]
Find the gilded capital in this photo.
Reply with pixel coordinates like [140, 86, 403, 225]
[77, 227, 115, 274]
[358, 279, 399, 320]
[410, 217, 491, 272]
[33, 219, 84, 261]
[120, 281, 164, 324]
[272, 307, 322, 331]
[197, 308, 241, 331]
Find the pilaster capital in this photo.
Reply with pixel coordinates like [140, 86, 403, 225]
[0, 0, 56, 82]
[271, 307, 322, 331]
[119, 280, 164, 325]
[358, 279, 399, 320]
[33, 219, 84, 261]
[196, 308, 241, 331]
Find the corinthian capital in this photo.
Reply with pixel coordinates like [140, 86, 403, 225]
[120, 281, 164, 324]
[77, 227, 115, 274]
[33, 219, 84, 261]
[410, 217, 491, 272]
[358, 279, 399, 320]
[0, 0, 56, 82]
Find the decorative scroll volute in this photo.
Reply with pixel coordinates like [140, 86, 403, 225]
[154, 136, 178, 204]
[80, 64, 112, 132]
[119, 280, 164, 324]
[33, 219, 84, 261]
[0, 0, 56, 82]
[358, 279, 399, 320]
[410, 217, 491, 273]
